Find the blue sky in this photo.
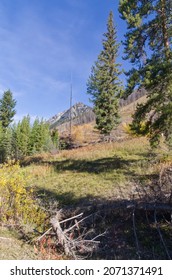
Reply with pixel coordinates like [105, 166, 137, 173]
[0, 0, 128, 121]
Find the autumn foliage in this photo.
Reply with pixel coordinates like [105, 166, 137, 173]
[0, 161, 47, 232]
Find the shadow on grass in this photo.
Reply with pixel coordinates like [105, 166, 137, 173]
[52, 155, 141, 174]
[49, 154, 159, 184]
[35, 187, 103, 207]
[21, 149, 155, 178]
[36, 188, 82, 206]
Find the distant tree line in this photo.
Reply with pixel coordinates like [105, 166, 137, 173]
[0, 90, 58, 163]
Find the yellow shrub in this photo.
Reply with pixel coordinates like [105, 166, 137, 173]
[122, 122, 136, 136]
[71, 123, 98, 144]
[0, 162, 47, 231]
[122, 122, 148, 136]
[71, 125, 85, 144]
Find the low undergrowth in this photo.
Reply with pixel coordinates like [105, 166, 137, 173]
[1, 136, 172, 259]
[0, 161, 47, 235]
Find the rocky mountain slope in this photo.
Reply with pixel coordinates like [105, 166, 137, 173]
[48, 102, 95, 131]
[48, 88, 146, 134]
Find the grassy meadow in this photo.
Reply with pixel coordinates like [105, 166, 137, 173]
[23, 137, 154, 206]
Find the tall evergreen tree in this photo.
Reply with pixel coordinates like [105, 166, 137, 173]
[87, 11, 122, 136]
[0, 122, 5, 162]
[0, 90, 16, 129]
[119, 0, 172, 147]
[29, 118, 53, 154]
[12, 115, 31, 159]
[0, 122, 12, 162]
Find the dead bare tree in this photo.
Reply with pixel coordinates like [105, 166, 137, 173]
[37, 211, 105, 259]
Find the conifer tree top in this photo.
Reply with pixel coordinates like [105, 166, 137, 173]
[0, 90, 16, 129]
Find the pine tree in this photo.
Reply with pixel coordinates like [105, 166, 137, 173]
[12, 116, 31, 159]
[0, 90, 16, 129]
[0, 122, 5, 162]
[119, 0, 172, 147]
[29, 118, 42, 154]
[0, 122, 12, 162]
[87, 11, 122, 136]
[29, 118, 53, 154]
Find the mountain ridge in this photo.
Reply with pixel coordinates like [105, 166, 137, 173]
[48, 88, 146, 131]
[48, 102, 95, 130]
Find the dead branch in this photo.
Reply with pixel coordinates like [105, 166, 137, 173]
[37, 227, 52, 242]
[154, 209, 171, 260]
[64, 214, 92, 234]
[59, 213, 83, 224]
[51, 215, 73, 257]
[36, 213, 84, 243]
[49, 211, 101, 259]
[132, 208, 141, 259]
[91, 231, 106, 241]
[94, 201, 172, 213]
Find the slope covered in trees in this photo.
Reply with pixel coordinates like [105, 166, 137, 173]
[119, 0, 172, 147]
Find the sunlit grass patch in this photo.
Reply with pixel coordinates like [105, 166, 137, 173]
[22, 137, 159, 206]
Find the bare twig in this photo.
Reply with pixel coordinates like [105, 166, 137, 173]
[59, 213, 83, 224]
[64, 214, 92, 234]
[132, 208, 141, 259]
[91, 231, 107, 241]
[154, 209, 171, 260]
[37, 227, 52, 242]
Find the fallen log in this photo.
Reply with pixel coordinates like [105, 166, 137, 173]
[78, 200, 172, 213]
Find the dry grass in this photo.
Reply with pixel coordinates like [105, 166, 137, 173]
[71, 123, 99, 144]
[120, 95, 147, 120]
[0, 227, 37, 260]
[25, 164, 53, 179]
[60, 137, 149, 159]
